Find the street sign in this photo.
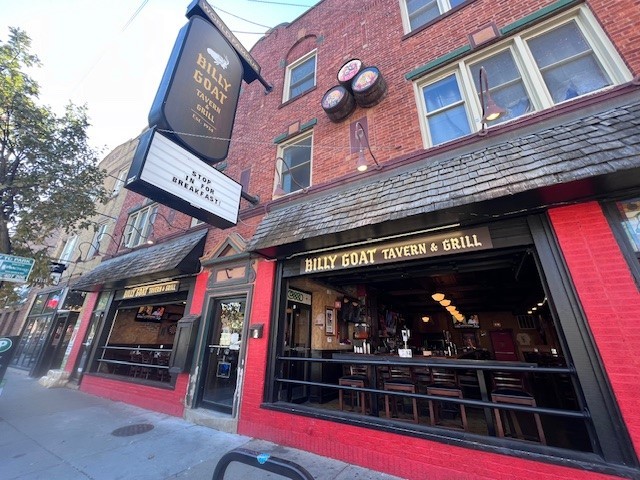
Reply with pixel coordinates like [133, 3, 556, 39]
[0, 254, 35, 283]
[0, 336, 19, 385]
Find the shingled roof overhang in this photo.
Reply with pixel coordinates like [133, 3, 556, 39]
[248, 93, 640, 259]
[71, 229, 207, 292]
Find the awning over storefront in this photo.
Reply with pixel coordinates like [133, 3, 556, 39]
[72, 229, 207, 292]
[248, 95, 640, 258]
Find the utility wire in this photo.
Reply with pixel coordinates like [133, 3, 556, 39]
[212, 4, 273, 29]
[248, 0, 317, 8]
[155, 128, 397, 153]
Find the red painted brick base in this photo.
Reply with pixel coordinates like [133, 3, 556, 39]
[80, 373, 188, 417]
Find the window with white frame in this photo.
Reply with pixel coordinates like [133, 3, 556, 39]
[59, 235, 78, 263]
[123, 204, 157, 248]
[112, 168, 127, 196]
[402, 0, 467, 33]
[88, 224, 108, 258]
[415, 6, 631, 147]
[274, 134, 312, 196]
[283, 51, 317, 102]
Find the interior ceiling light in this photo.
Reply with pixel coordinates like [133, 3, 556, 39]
[421, 316, 430, 323]
[446, 305, 457, 313]
[439, 299, 451, 307]
[431, 293, 445, 302]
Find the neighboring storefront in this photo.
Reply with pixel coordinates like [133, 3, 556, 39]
[10, 286, 85, 378]
[237, 96, 640, 479]
[68, 230, 206, 416]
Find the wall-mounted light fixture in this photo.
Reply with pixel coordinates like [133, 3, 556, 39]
[273, 156, 309, 196]
[478, 66, 505, 133]
[355, 121, 380, 172]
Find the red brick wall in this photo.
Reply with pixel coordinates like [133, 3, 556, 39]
[190, 270, 209, 315]
[549, 202, 640, 456]
[237, 256, 622, 479]
[80, 372, 189, 417]
[217, 0, 640, 214]
[238, 259, 275, 422]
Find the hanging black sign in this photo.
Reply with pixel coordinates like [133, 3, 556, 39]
[149, 16, 244, 164]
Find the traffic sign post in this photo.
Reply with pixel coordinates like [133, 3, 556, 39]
[0, 254, 35, 283]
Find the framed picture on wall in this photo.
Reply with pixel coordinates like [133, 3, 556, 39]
[462, 331, 478, 349]
[325, 307, 336, 335]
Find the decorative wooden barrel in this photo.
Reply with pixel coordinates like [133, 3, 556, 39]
[352, 66, 387, 108]
[321, 85, 356, 123]
[337, 59, 365, 90]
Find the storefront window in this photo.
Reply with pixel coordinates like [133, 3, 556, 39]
[10, 314, 54, 370]
[29, 293, 47, 316]
[42, 290, 63, 314]
[94, 298, 185, 383]
[269, 245, 596, 458]
[615, 198, 640, 256]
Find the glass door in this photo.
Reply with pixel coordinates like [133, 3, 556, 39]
[282, 301, 311, 403]
[200, 297, 247, 413]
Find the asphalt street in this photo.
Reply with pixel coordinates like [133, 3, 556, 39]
[0, 368, 404, 480]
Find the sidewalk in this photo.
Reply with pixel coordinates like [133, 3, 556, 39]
[0, 368, 404, 480]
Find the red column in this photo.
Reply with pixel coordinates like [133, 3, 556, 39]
[549, 202, 640, 456]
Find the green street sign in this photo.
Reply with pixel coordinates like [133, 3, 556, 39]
[0, 254, 35, 283]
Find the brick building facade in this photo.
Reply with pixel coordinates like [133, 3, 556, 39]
[64, 1, 640, 478]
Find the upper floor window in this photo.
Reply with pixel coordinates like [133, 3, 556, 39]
[123, 204, 157, 248]
[88, 224, 108, 258]
[274, 134, 312, 197]
[59, 235, 78, 263]
[284, 51, 317, 102]
[402, 0, 466, 32]
[415, 6, 631, 147]
[112, 168, 127, 197]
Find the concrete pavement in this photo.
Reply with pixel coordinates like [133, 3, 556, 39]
[0, 368, 404, 480]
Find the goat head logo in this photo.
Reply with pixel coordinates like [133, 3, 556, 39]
[207, 48, 230, 70]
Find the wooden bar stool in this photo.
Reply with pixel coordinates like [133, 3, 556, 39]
[427, 369, 468, 431]
[383, 367, 418, 423]
[491, 372, 546, 445]
[339, 365, 369, 414]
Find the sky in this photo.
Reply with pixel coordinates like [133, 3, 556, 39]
[1, 0, 319, 155]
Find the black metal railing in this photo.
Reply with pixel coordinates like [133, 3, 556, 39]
[272, 355, 590, 449]
[96, 345, 172, 382]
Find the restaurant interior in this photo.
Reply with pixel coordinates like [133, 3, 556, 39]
[280, 246, 592, 452]
[96, 301, 185, 382]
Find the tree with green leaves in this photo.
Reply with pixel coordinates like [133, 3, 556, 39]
[0, 27, 108, 288]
